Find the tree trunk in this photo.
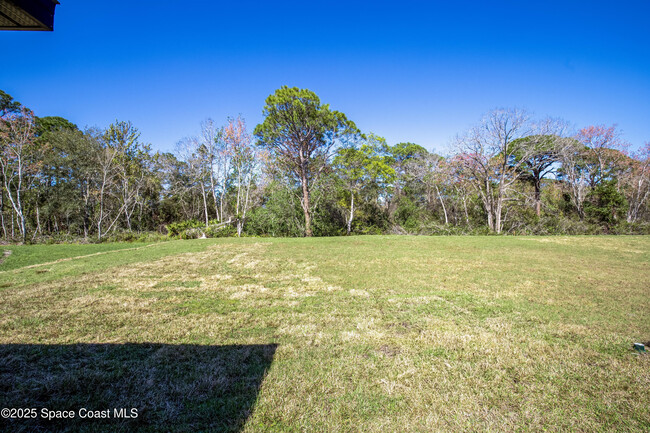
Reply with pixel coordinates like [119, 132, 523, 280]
[462, 194, 470, 226]
[435, 184, 448, 224]
[17, 207, 26, 241]
[236, 166, 242, 218]
[495, 201, 502, 234]
[575, 185, 585, 220]
[237, 174, 252, 238]
[219, 185, 225, 223]
[98, 175, 107, 240]
[122, 176, 132, 232]
[34, 203, 42, 239]
[534, 179, 542, 217]
[219, 160, 228, 223]
[83, 180, 90, 240]
[347, 192, 354, 235]
[0, 190, 6, 239]
[209, 161, 219, 223]
[301, 171, 312, 237]
[3, 166, 26, 241]
[200, 181, 209, 227]
[494, 182, 504, 234]
[483, 180, 494, 232]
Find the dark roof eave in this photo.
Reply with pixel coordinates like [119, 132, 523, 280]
[0, 0, 59, 31]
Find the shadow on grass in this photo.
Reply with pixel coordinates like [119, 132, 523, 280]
[0, 343, 277, 432]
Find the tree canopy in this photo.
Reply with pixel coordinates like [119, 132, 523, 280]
[254, 86, 360, 236]
[1, 87, 649, 242]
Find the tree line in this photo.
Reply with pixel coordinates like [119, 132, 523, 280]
[1, 87, 648, 242]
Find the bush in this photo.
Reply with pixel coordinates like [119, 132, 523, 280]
[394, 197, 422, 233]
[165, 219, 239, 239]
[165, 220, 204, 237]
[206, 225, 237, 238]
[417, 223, 491, 236]
[584, 180, 628, 230]
[609, 221, 650, 235]
[99, 231, 169, 243]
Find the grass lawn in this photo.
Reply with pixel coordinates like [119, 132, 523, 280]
[1, 236, 649, 432]
[0, 242, 156, 271]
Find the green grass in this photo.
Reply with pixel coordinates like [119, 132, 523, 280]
[0, 239, 219, 287]
[1, 236, 649, 432]
[0, 242, 156, 271]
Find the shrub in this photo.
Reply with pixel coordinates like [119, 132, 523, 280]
[165, 220, 204, 237]
[584, 180, 628, 230]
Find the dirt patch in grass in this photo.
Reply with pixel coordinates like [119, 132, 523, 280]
[0, 249, 11, 265]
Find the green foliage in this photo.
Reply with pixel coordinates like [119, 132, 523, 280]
[417, 222, 493, 235]
[394, 196, 422, 232]
[205, 224, 237, 238]
[2, 92, 649, 243]
[333, 135, 396, 234]
[388, 142, 428, 163]
[99, 231, 168, 244]
[310, 184, 347, 236]
[334, 136, 396, 189]
[0, 89, 22, 116]
[254, 86, 359, 154]
[244, 183, 305, 237]
[165, 220, 238, 239]
[166, 219, 204, 237]
[584, 179, 628, 229]
[609, 221, 650, 235]
[254, 86, 360, 236]
[35, 116, 78, 136]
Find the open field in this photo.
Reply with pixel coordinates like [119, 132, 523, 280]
[1, 236, 649, 432]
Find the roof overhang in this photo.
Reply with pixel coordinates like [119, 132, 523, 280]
[0, 0, 59, 31]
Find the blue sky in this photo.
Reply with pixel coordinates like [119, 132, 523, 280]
[1, 1, 649, 154]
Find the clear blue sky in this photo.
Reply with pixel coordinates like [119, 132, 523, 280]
[1, 1, 649, 154]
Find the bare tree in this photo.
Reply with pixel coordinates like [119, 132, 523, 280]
[95, 138, 117, 240]
[176, 136, 210, 226]
[0, 107, 37, 241]
[623, 142, 650, 223]
[199, 119, 224, 222]
[104, 121, 151, 232]
[224, 116, 257, 236]
[558, 140, 590, 220]
[577, 125, 628, 187]
[420, 153, 452, 225]
[454, 108, 532, 233]
[556, 125, 628, 221]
